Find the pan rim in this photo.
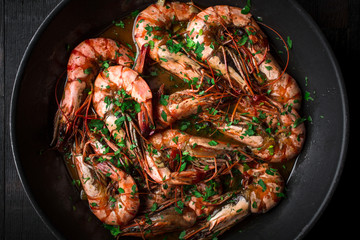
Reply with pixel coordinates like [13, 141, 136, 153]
[9, 0, 349, 239]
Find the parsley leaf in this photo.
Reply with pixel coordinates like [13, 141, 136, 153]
[287, 36, 293, 49]
[159, 95, 169, 106]
[161, 110, 167, 122]
[104, 224, 122, 237]
[241, 0, 251, 14]
[208, 140, 218, 146]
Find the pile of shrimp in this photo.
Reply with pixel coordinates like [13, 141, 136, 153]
[52, 1, 305, 239]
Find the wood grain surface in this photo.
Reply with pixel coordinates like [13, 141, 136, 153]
[0, 0, 357, 239]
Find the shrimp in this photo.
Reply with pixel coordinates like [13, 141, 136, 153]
[133, 2, 203, 81]
[183, 162, 283, 239]
[92, 65, 153, 139]
[251, 99, 305, 162]
[53, 38, 134, 148]
[187, 5, 302, 109]
[144, 129, 238, 185]
[155, 88, 226, 128]
[239, 161, 284, 213]
[199, 109, 271, 149]
[200, 96, 305, 162]
[74, 152, 139, 226]
[144, 147, 205, 186]
[183, 194, 250, 240]
[119, 207, 197, 237]
[149, 129, 237, 154]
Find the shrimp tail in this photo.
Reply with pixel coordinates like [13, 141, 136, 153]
[138, 100, 155, 136]
[133, 44, 149, 74]
[51, 108, 71, 150]
[51, 108, 61, 146]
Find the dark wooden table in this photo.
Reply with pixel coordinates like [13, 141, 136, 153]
[1, 0, 357, 239]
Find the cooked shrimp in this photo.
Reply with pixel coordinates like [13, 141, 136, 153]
[199, 109, 271, 149]
[249, 40, 302, 110]
[187, 5, 302, 109]
[183, 161, 283, 239]
[245, 97, 305, 162]
[144, 147, 204, 186]
[145, 129, 238, 185]
[239, 162, 284, 213]
[183, 194, 250, 240]
[155, 89, 224, 128]
[119, 207, 196, 237]
[149, 129, 236, 154]
[133, 2, 203, 80]
[200, 96, 305, 162]
[74, 154, 139, 226]
[53, 38, 134, 147]
[92, 65, 153, 138]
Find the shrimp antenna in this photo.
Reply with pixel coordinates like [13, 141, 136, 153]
[257, 21, 290, 88]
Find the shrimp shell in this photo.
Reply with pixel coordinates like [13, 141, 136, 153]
[187, 5, 302, 109]
[133, 2, 203, 81]
[92, 65, 153, 136]
[53, 38, 134, 147]
[74, 156, 139, 226]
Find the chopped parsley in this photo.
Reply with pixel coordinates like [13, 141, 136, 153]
[241, 0, 252, 14]
[161, 110, 168, 122]
[104, 224, 122, 237]
[208, 140, 218, 146]
[287, 36, 293, 49]
[83, 67, 92, 74]
[113, 20, 125, 28]
[304, 91, 314, 101]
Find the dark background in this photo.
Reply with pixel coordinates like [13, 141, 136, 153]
[0, 0, 357, 239]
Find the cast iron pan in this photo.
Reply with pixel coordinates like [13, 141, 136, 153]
[10, 0, 349, 239]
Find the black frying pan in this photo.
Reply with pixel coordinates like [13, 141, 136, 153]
[10, 0, 349, 239]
